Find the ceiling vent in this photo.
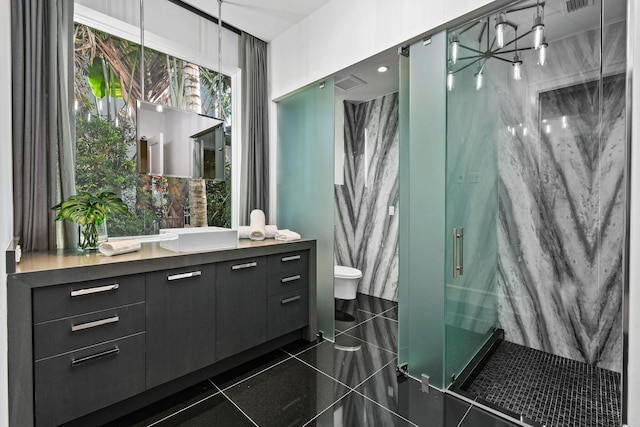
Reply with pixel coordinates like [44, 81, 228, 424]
[335, 75, 367, 91]
[566, 0, 592, 13]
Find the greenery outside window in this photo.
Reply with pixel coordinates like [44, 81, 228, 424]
[73, 24, 232, 237]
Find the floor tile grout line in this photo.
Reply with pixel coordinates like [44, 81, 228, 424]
[335, 313, 379, 335]
[290, 352, 358, 391]
[351, 356, 399, 390]
[340, 330, 398, 355]
[350, 388, 420, 427]
[216, 351, 295, 393]
[145, 387, 221, 427]
[300, 392, 353, 427]
[456, 400, 474, 427]
[210, 380, 260, 427]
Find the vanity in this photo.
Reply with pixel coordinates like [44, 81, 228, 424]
[7, 239, 317, 427]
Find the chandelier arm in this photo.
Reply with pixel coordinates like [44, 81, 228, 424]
[495, 46, 536, 55]
[457, 55, 484, 61]
[458, 20, 481, 36]
[502, 29, 533, 49]
[489, 55, 516, 64]
[451, 57, 483, 74]
[458, 44, 485, 56]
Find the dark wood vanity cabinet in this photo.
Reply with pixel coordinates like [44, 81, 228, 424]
[267, 251, 310, 339]
[145, 264, 216, 388]
[215, 257, 267, 360]
[32, 276, 146, 427]
[10, 242, 315, 427]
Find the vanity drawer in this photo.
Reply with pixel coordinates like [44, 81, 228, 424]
[267, 269, 308, 296]
[34, 333, 145, 427]
[267, 289, 308, 339]
[33, 302, 145, 361]
[267, 251, 309, 275]
[33, 274, 145, 323]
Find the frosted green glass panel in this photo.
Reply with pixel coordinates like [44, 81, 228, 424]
[402, 33, 447, 388]
[277, 80, 335, 341]
[397, 54, 410, 365]
[443, 25, 500, 386]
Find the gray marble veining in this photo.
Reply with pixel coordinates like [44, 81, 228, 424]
[496, 21, 626, 372]
[335, 93, 399, 301]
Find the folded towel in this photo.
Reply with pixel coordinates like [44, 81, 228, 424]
[238, 224, 278, 239]
[275, 229, 301, 241]
[249, 209, 266, 241]
[99, 239, 142, 256]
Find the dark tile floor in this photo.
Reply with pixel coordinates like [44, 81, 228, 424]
[462, 340, 622, 427]
[106, 293, 518, 427]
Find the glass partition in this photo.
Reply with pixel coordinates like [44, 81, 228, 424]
[277, 80, 336, 341]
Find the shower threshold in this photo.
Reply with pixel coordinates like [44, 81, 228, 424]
[449, 338, 621, 427]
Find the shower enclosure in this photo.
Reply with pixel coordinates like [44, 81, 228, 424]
[443, 0, 627, 425]
[395, 0, 629, 425]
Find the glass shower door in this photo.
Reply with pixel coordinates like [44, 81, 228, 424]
[444, 42, 500, 386]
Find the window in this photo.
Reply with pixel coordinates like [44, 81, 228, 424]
[73, 23, 232, 237]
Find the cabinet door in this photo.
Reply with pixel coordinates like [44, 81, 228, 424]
[146, 264, 216, 388]
[216, 257, 267, 360]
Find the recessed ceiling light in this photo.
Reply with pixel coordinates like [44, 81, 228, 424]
[377, 65, 389, 73]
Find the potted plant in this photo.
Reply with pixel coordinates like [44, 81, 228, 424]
[52, 191, 130, 250]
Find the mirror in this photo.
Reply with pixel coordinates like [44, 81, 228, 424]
[136, 100, 225, 180]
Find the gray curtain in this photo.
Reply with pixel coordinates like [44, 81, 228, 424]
[239, 32, 269, 224]
[12, 0, 76, 251]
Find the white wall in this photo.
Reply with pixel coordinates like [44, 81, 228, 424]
[269, 0, 494, 100]
[0, 0, 13, 424]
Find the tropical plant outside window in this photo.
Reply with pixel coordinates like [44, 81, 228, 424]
[73, 24, 232, 237]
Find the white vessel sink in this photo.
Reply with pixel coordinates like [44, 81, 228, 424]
[159, 226, 238, 253]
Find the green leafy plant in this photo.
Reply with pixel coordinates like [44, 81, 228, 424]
[51, 191, 130, 249]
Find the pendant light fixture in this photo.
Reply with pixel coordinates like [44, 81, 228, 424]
[450, 36, 460, 64]
[513, 53, 522, 80]
[495, 13, 507, 49]
[447, 64, 455, 91]
[446, 2, 548, 93]
[538, 38, 548, 65]
[532, 1, 545, 49]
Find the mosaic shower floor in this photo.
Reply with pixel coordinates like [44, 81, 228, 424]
[460, 341, 621, 427]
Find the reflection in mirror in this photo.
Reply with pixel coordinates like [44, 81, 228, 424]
[136, 100, 225, 180]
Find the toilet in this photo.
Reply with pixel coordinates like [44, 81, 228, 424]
[334, 265, 362, 300]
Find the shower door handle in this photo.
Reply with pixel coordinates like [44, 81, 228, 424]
[453, 227, 464, 278]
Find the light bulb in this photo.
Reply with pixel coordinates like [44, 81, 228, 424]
[495, 13, 507, 49]
[447, 70, 454, 91]
[533, 16, 544, 49]
[513, 61, 522, 81]
[539, 42, 548, 66]
[475, 70, 483, 91]
[513, 53, 522, 81]
[450, 37, 459, 64]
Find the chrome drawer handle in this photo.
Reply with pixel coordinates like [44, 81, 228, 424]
[281, 295, 301, 304]
[167, 271, 202, 281]
[232, 261, 257, 270]
[281, 275, 301, 283]
[281, 255, 301, 262]
[70, 283, 119, 297]
[71, 315, 120, 332]
[71, 347, 119, 366]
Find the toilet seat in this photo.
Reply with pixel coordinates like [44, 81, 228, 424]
[334, 265, 362, 279]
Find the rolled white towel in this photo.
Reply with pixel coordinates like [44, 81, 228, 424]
[249, 209, 266, 241]
[238, 224, 278, 239]
[99, 239, 142, 256]
[265, 225, 278, 238]
[275, 229, 301, 241]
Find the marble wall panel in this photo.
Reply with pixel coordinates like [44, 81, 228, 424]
[335, 93, 399, 301]
[496, 21, 626, 372]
